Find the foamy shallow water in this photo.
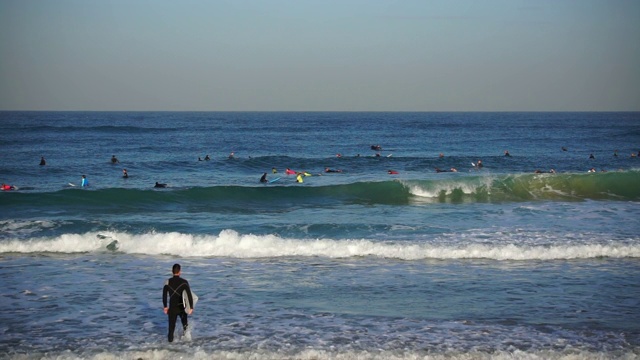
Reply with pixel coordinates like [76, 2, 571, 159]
[1, 247, 638, 359]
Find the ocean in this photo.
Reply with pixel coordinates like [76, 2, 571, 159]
[0, 111, 639, 359]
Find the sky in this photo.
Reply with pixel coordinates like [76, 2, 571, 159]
[1, 0, 639, 111]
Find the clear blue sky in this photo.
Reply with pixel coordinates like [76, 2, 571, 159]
[1, 0, 638, 111]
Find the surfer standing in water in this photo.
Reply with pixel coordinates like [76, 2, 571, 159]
[163, 263, 194, 343]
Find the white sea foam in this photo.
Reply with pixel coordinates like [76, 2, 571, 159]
[0, 219, 58, 237]
[5, 349, 637, 360]
[1, 230, 638, 260]
[404, 176, 495, 199]
[407, 181, 479, 198]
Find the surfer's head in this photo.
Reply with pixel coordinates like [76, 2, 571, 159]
[172, 263, 181, 275]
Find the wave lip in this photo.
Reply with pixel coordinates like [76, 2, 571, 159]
[1, 230, 638, 260]
[405, 171, 640, 202]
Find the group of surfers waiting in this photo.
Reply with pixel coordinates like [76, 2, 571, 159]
[260, 167, 346, 184]
[3, 146, 637, 191]
[3, 154, 166, 191]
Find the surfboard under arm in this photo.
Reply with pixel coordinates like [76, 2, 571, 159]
[182, 289, 198, 313]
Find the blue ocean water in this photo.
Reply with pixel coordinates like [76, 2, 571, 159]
[1, 111, 639, 359]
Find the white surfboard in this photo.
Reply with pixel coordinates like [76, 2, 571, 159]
[68, 183, 76, 187]
[183, 289, 198, 313]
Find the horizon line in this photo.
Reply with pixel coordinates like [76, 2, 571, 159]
[2, 109, 639, 113]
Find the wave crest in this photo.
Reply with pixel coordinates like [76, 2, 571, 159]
[405, 171, 640, 202]
[1, 230, 638, 260]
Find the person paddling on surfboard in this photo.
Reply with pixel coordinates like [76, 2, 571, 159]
[163, 263, 194, 343]
[260, 173, 268, 183]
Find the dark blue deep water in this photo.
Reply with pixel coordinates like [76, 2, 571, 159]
[1, 112, 639, 359]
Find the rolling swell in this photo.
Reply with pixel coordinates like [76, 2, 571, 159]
[2, 181, 411, 213]
[3, 172, 638, 212]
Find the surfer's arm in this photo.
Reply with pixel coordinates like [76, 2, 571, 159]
[162, 284, 169, 312]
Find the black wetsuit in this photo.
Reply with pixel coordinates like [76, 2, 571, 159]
[162, 275, 193, 342]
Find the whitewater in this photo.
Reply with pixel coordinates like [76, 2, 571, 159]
[1, 228, 639, 261]
[1, 111, 639, 359]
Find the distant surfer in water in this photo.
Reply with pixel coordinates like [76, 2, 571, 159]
[122, 169, 129, 178]
[155, 182, 167, 188]
[163, 263, 194, 343]
[260, 173, 268, 183]
[111, 155, 119, 164]
[324, 168, 342, 173]
[39, 156, 46, 166]
[1, 183, 15, 191]
[81, 175, 88, 187]
[435, 168, 457, 173]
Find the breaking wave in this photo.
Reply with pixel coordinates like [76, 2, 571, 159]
[1, 229, 638, 260]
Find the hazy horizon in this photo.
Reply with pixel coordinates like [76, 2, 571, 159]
[1, 0, 639, 112]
